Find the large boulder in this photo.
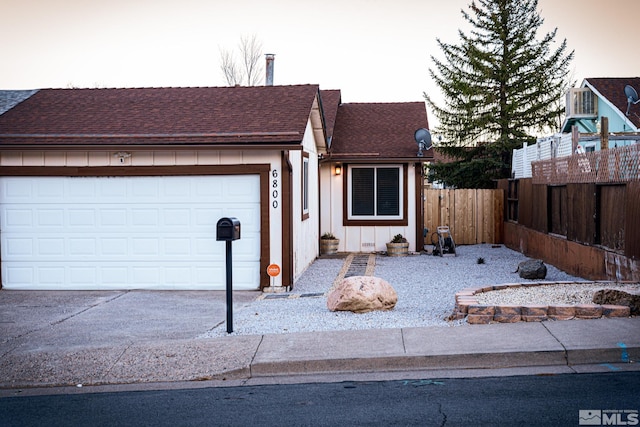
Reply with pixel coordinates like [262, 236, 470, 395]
[327, 276, 397, 313]
[592, 288, 640, 315]
[516, 259, 547, 280]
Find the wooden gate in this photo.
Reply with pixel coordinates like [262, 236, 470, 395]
[424, 189, 504, 245]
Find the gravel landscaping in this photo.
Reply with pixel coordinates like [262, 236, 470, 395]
[475, 282, 640, 306]
[201, 244, 595, 337]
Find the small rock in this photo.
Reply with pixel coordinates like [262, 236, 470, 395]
[327, 276, 397, 313]
[516, 259, 547, 280]
[592, 288, 640, 315]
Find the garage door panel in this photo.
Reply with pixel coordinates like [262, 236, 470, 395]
[232, 233, 261, 260]
[100, 209, 128, 227]
[39, 267, 65, 285]
[4, 238, 33, 257]
[1, 178, 33, 200]
[101, 266, 129, 285]
[164, 209, 191, 226]
[6, 266, 33, 286]
[69, 238, 97, 256]
[231, 264, 261, 290]
[68, 209, 97, 227]
[70, 266, 97, 284]
[38, 209, 65, 227]
[1, 176, 261, 290]
[5, 209, 32, 227]
[67, 179, 97, 198]
[37, 238, 65, 255]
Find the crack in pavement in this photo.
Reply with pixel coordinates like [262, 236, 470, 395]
[1, 291, 130, 350]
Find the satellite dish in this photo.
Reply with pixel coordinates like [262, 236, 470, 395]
[414, 128, 432, 157]
[624, 85, 640, 116]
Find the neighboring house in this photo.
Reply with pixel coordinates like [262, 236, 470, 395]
[0, 85, 327, 291]
[512, 77, 640, 179]
[319, 98, 431, 253]
[0, 86, 431, 291]
[562, 77, 640, 138]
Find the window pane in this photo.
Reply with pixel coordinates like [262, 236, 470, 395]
[351, 168, 374, 215]
[376, 168, 399, 215]
[303, 159, 309, 211]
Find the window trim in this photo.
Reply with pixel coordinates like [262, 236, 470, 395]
[343, 163, 408, 226]
[301, 151, 310, 221]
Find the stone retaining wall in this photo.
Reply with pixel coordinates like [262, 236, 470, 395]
[451, 281, 633, 324]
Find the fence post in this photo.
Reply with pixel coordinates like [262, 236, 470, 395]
[522, 142, 528, 178]
[600, 117, 609, 150]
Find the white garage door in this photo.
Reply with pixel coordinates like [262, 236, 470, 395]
[0, 175, 261, 290]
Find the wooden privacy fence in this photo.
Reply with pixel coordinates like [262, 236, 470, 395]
[424, 189, 504, 245]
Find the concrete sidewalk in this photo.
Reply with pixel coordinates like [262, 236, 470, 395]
[0, 289, 638, 393]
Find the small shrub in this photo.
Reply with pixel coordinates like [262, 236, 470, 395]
[321, 232, 336, 240]
[477, 257, 485, 264]
[390, 234, 407, 243]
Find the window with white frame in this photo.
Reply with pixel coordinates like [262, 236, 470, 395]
[348, 165, 403, 220]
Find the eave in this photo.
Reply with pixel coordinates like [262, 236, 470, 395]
[0, 131, 306, 151]
[321, 153, 432, 163]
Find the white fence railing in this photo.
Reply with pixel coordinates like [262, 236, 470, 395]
[512, 133, 572, 179]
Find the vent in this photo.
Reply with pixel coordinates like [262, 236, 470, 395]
[565, 88, 597, 118]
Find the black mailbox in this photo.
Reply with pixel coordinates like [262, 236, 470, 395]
[216, 217, 241, 241]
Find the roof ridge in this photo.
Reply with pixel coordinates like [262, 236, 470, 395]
[35, 84, 321, 91]
[339, 101, 425, 106]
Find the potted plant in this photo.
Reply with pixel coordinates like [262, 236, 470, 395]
[386, 234, 409, 256]
[320, 232, 339, 255]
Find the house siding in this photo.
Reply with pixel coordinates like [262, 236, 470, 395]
[320, 161, 419, 253]
[291, 120, 320, 281]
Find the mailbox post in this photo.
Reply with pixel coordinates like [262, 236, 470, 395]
[216, 217, 241, 333]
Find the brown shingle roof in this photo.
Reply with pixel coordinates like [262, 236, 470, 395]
[328, 102, 430, 161]
[319, 89, 341, 143]
[0, 85, 320, 146]
[586, 77, 640, 129]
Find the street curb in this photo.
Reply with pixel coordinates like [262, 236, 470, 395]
[248, 350, 569, 377]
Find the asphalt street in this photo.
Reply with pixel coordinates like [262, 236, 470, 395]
[1, 372, 638, 426]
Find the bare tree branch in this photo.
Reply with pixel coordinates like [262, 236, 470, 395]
[219, 34, 264, 86]
[219, 48, 242, 86]
[239, 34, 264, 86]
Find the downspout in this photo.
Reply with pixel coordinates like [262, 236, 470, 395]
[417, 162, 425, 252]
[317, 155, 322, 256]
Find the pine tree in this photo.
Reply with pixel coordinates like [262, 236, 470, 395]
[425, 0, 574, 188]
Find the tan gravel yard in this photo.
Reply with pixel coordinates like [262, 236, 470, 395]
[476, 282, 640, 306]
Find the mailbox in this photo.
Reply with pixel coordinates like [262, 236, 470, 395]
[216, 217, 241, 241]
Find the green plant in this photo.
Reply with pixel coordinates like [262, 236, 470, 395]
[321, 232, 336, 240]
[390, 234, 407, 244]
[477, 257, 485, 264]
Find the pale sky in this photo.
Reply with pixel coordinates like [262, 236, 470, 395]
[2, 0, 639, 117]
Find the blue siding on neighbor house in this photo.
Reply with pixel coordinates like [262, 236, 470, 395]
[567, 94, 638, 150]
[577, 99, 638, 150]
